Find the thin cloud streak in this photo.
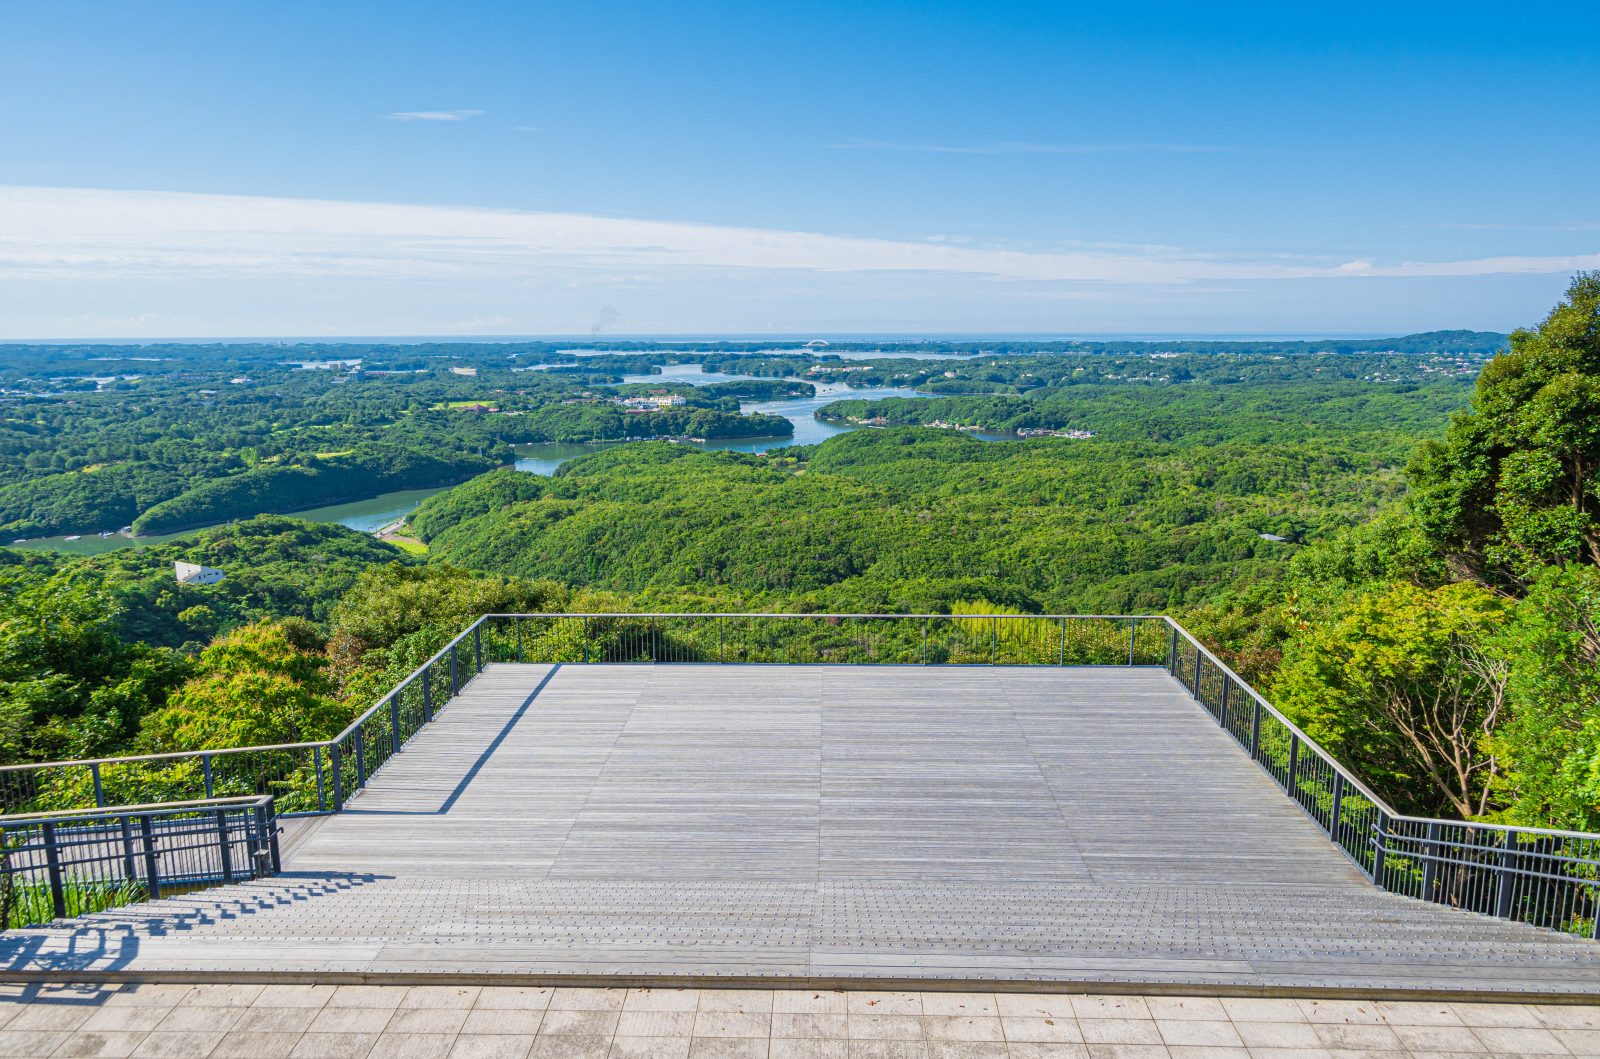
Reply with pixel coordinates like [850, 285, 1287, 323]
[0, 186, 1595, 287]
[827, 139, 1238, 155]
[385, 109, 483, 122]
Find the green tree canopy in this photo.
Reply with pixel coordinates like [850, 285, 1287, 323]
[1411, 272, 1600, 583]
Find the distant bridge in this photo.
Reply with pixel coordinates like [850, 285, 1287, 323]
[3, 614, 1599, 997]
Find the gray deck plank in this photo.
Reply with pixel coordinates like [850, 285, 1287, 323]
[4, 663, 1600, 995]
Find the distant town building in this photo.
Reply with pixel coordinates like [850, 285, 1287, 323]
[1258, 533, 1290, 542]
[174, 561, 225, 585]
[614, 394, 687, 410]
[449, 366, 478, 376]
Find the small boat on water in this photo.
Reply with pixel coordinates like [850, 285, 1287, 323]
[11, 539, 26, 544]
[63, 535, 81, 541]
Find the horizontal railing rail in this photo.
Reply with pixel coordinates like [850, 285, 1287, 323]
[0, 795, 279, 930]
[2, 611, 1597, 939]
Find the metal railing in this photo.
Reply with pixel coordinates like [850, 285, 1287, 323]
[2, 612, 1597, 939]
[1163, 622, 1600, 939]
[0, 796, 279, 929]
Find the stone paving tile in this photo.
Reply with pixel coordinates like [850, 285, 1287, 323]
[404, 987, 482, 1010]
[1471, 1024, 1572, 1053]
[52, 1030, 150, 1058]
[368, 1033, 457, 1059]
[153, 1003, 244, 1033]
[542, 1010, 622, 1037]
[184, 983, 265, 1008]
[701, 993, 776, 1015]
[452, 1034, 538, 1058]
[847, 996, 922, 1017]
[996, 997, 1072, 1020]
[772, 1014, 847, 1040]
[552, 990, 625, 1013]
[1070, 998, 1151, 1022]
[689, 1040, 771, 1059]
[920, 996, 998, 1018]
[770, 1041, 848, 1059]
[697, 1013, 775, 1039]
[310, 1005, 397, 1034]
[255, 985, 338, 1008]
[289, 1030, 383, 1058]
[1534, 1004, 1600, 1029]
[922, 1016, 1004, 1043]
[212, 1029, 308, 1058]
[102, 985, 190, 1009]
[1077, 1019, 1163, 1046]
[0, 1029, 72, 1057]
[129, 1029, 229, 1057]
[616, 1011, 697, 1038]
[773, 995, 847, 1016]
[927, 1043, 1007, 1059]
[466, 1008, 549, 1035]
[332, 985, 411, 1009]
[528, 1035, 610, 1059]
[612, 1036, 694, 1059]
[626, 991, 700, 1014]
[1000, 1017, 1083, 1044]
[844, 1042, 927, 1059]
[1004, 1044, 1090, 1059]
[1153, 1021, 1241, 1048]
[477, 990, 556, 1012]
[389, 1008, 473, 1035]
[847, 1015, 924, 1041]
[80, 1007, 173, 1033]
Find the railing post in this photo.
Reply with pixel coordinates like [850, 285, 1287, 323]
[330, 743, 344, 811]
[355, 729, 366, 788]
[1060, 617, 1067, 666]
[422, 664, 433, 721]
[1218, 679, 1230, 730]
[313, 745, 326, 813]
[1371, 812, 1388, 884]
[1420, 820, 1440, 900]
[583, 618, 591, 664]
[1249, 699, 1261, 759]
[215, 809, 235, 884]
[450, 645, 459, 695]
[1127, 620, 1136, 666]
[1328, 772, 1345, 843]
[1495, 831, 1516, 919]
[264, 802, 282, 872]
[119, 814, 137, 881]
[201, 753, 215, 799]
[91, 762, 105, 808]
[719, 617, 725, 663]
[41, 821, 67, 919]
[1168, 625, 1178, 672]
[991, 617, 997, 665]
[922, 618, 929, 665]
[651, 617, 658, 663]
[139, 814, 162, 900]
[390, 695, 402, 755]
[515, 617, 523, 663]
[473, 624, 483, 672]
[1192, 651, 1204, 698]
[1287, 734, 1300, 799]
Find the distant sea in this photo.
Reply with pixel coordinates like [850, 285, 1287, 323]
[0, 332, 1397, 345]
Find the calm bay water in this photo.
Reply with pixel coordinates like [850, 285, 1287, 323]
[16, 367, 948, 552]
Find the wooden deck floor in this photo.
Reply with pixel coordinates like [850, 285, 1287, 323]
[5, 664, 1600, 996]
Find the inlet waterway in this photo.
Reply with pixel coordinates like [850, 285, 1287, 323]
[14, 366, 965, 553]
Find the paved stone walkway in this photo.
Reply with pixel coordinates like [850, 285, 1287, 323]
[1, 981, 1597, 1059]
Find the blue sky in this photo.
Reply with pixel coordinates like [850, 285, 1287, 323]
[1, 0, 1596, 337]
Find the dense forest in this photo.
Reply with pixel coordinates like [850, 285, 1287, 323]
[2, 291, 1596, 834]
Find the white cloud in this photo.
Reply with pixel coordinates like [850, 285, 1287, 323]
[0, 186, 1594, 292]
[385, 109, 482, 122]
[827, 140, 1238, 155]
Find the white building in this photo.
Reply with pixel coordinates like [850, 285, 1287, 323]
[174, 561, 225, 585]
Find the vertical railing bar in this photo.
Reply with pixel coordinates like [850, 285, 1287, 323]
[41, 820, 66, 919]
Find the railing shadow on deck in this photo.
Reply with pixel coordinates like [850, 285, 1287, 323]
[2, 612, 1598, 940]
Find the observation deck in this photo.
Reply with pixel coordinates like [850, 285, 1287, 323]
[6, 649, 1600, 997]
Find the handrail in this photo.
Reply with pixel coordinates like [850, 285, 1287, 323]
[0, 795, 271, 825]
[1161, 617, 1396, 816]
